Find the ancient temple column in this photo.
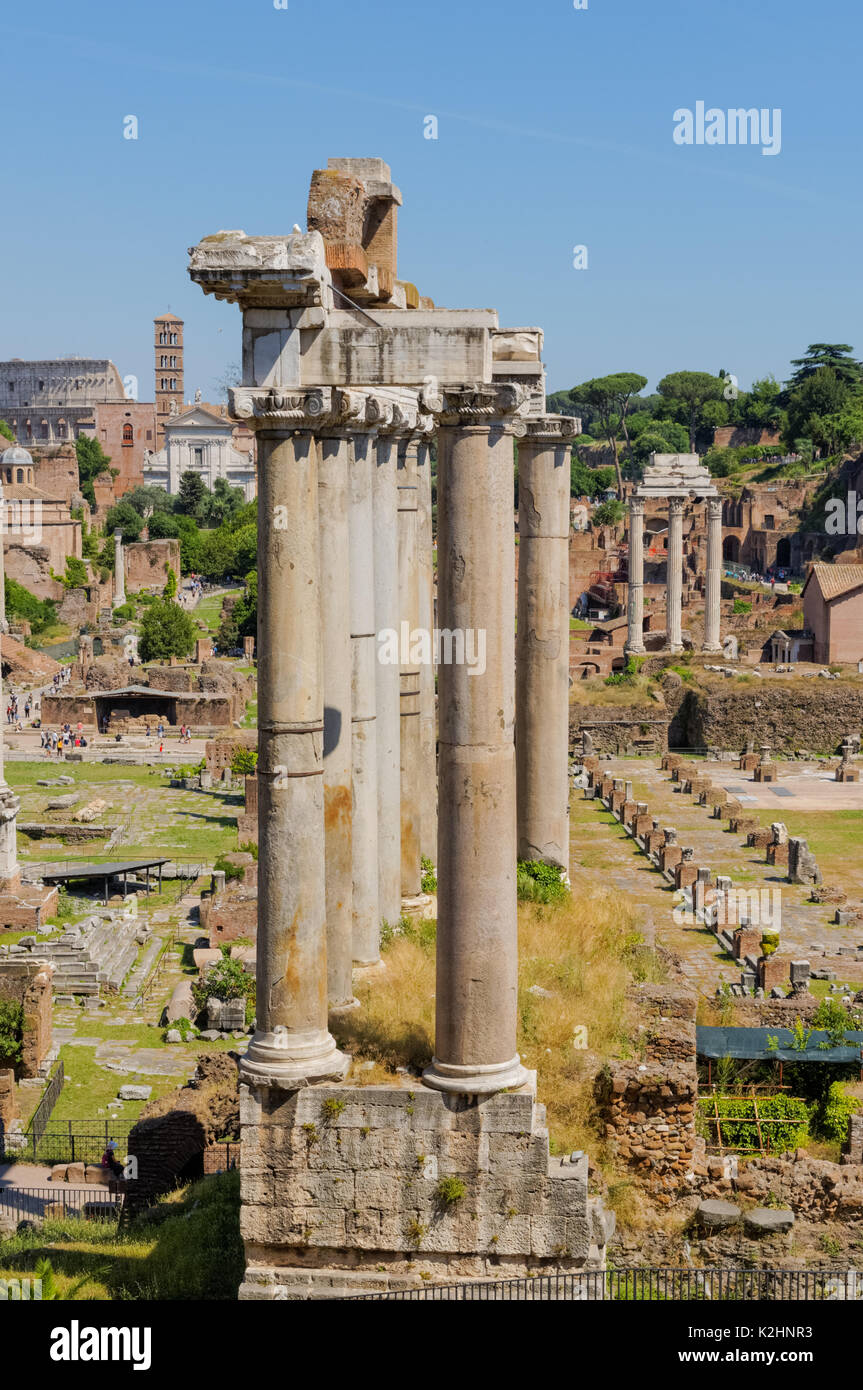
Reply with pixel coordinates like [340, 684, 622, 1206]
[350, 420, 382, 965]
[667, 497, 684, 653]
[515, 418, 572, 870]
[424, 386, 528, 1096]
[372, 429, 402, 929]
[702, 495, 723, 653]
[416, 438, 437, 865]
[397, 436, 422, 898]
[242, 414, 347, 1086]
[317, 432, 355, 1010]
[113, 529, 126, 608]
[0, 494, 18, 883]
[625, 496, 645, 656]
[0, 481, 7, 637]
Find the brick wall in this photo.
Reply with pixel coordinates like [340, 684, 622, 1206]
[0, 960, 53, 1078]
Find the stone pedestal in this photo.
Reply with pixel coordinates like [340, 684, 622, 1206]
[758, 954, 788, 994]
[237, 1076, 610, 1299]
[515, 419, 573, 870]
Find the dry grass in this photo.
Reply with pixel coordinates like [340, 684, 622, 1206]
[331, 889, 664, 1161]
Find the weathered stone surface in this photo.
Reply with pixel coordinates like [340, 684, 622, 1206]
[744, 1207, 795, 1235]
[698, 1199, 741, 1229]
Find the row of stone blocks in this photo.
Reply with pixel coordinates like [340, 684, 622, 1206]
[8, 915, 141, 994]
[237, 1079, 613, 1298]
[586, 764, 709, 892]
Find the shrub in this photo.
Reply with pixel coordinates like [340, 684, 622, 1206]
[213, 854, 244, 882]
[230, 748, 258, 777]
[812, 998, 855, 1047]
[732, 598, 752, 614]
[816, 1082, 859, 1144]
[420, 855, 437, 894]
[0, 1000, 24, 1066]
[138, 598, 197, 662]
[191, 954, 254, 1014]
[697, 1093, 809, 1152]
[435, 1177, 466, 1206]
[517, 860, 568, 904]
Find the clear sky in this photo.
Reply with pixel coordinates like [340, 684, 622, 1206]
[2, 0, 860, 401]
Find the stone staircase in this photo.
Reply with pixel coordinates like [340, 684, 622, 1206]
[7, 914, 142, 996]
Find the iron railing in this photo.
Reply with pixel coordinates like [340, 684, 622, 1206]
[353, 1267, 863, 1301]
[25, 1059, 65, 1152]
[0, 1186, 122, 1225]
[16, 1119, 133, 1166]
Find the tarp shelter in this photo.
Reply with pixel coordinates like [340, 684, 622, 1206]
[697, 1026, 863, 1066]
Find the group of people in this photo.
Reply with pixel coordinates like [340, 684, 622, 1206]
[6, 689, 37, 730]
[51, 666, 71, 692]
[40, 722, 88, 754]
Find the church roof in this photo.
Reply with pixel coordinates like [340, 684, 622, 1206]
[154, 312, 183, 322]
[803, 562, 863, 603]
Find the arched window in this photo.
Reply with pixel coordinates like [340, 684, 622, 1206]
[122, 423, 134, 444]
[16, 469, 23, 483]
[4, 470, 10, 483]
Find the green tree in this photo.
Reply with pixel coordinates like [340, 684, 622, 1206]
[0, 419, 14, 443]
[104, 499, 144, 543]
[206, 477, 245, 526]
[742, 375, 784, 430]
[786, 343, 862, 394]
[5, 577, 57, 634]
[62, 555, 89, 589]
[164, 565, 178, 599]
[177, 470, 209, 519]
[784, 366, 851, 456]
[656, 371, 725, 452]
[571, 374, 646, 498]
[75, 435, 113, 508]
[138, 598, 197, 662]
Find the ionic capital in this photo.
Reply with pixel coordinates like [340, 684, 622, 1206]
[229, 385, 338, 430]
[434, 382, 531, 427]
[518, 414, 581, 444]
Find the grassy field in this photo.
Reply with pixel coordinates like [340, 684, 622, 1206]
[0, 1171, 243, 1300]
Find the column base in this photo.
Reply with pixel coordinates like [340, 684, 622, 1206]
[328, 996, 361, 1016]
[401, 892, 433, 920]
[667, 642, 684, 655]
[624, 642, 645, 657]
[701, 642, 723, 654]
[422, 1054, 529, 1096]
[240, 1028, 349, 1088]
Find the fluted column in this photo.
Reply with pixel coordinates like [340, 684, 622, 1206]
[372, 430, 402, 929]
[317, 432, 355, 1010]
[667, 497, 684, 654]
[515, 417, 574, 870]
[416, 439, 437, 865]
[113, 529, 126, 608]
[239, 395, 347, 1086]
[703, 495, 723, 653]
[349, 420, 382, 965]
[423, 385, 528, 1097]
[398, 436, 422, 898]
[625, 496, 645, 656]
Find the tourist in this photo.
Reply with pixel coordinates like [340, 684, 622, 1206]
[101, 1140, 124, 1180]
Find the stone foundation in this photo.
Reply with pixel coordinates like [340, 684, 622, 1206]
[238, 1074, 611, 1298]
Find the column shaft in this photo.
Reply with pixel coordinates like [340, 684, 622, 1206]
[243, 429, 346, 1086]
[625, 497, 645, 655]
[318, 434, 355, 1009]
[0, 490, 17, 883]
[703, 496, 723, 653]
[515, 429, 571, 870]
[667, 498, 683, 653]
[113, 530, 126, 608]
[423, 411, 527, 1096]
[350, 433, 381, 964]
[398, 437, 422, 897]
[372, 434, 402, 927]
[416, 440, 438, 865]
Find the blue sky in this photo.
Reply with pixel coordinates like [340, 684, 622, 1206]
[2, 0, 860, 401]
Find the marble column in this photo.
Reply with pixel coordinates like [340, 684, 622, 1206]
[349, 405, 385, 965]
[515, 418, 572, 870]
[667, 497, 684, 653]
[113, 529, 126, 608]
[317, 432, 355, 1010]
[0, 487, 18, 884]
[397, 435, 422, 898]
[423, 386, 528, 1096]
[372, 429, 402, 930]
[416, 438, 438, 865]
[625, 496, 645, 656]
[241, 407, 347, 1086]
[702, 495, 723, 653]
[0, 481, 7, 636]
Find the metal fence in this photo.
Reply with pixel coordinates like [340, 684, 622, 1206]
[25, 1059, 65, 1152]
[354, 1267, 863, 1301]
[0, 1186, 122, 1225]
[16, 1119, 134, 1166]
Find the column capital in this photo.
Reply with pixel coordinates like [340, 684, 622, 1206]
[668, 496, 685, 517]
[706, 495, 723, 521]
[517, 414, 581, 444]
[432, 382, 531, 428]
[629, 495, 645, 516]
